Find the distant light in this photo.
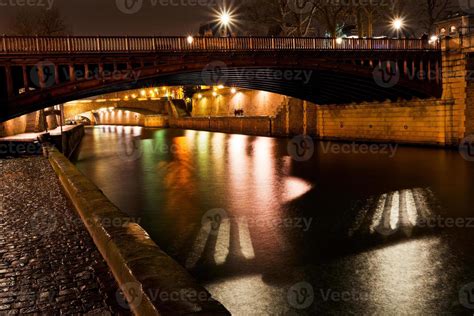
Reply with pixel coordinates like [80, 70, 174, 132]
[392, 17, 404, 31]
[429, 35, 438, 44]
[214, 7, 236, 32]
[231, 87, 237, 94]
[218, 85, 224, 89]
[198, 94, 203, 99]
[336, 37, 343, 45]
[219, 11, 232, 27]
[187, 36, 194, 44]
[140, 90, 146, 96]
[131, 94, 137, 99]
[212, 91, 218, 97]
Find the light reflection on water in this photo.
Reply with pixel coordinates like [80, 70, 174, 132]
[75, 126, 474, 315]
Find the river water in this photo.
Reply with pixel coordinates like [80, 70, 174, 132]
[74, 126, 474, 315]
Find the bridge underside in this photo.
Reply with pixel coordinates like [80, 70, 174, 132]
[0, 51, 442, 122]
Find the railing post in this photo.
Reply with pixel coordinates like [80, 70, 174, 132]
[67, 35, 71, 53]
[35, 35, 40, 53]
[271, 36, 275, 49]
[97, 35, 101, 52]
[249, 36, 253, 50]
[2, 34, 6, 53]
[153, 36, 157, 51]
[126, 35, 130, 53]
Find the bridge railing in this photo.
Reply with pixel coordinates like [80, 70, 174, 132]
[0, 35, 439, 54]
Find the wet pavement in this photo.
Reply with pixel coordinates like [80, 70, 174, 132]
[0, 157, 126, 315]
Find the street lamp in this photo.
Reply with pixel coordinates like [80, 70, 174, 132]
[216, 8, 235, 36]
[219, 11, 231, 27]
[391, 17, 404, 38]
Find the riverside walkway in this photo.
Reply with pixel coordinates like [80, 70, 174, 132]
[0, 157, 126, 314]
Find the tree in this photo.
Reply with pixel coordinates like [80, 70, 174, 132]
[9, 8, 70, 36]
[418, 0, 451, 33]
[240, 0, 318, 36]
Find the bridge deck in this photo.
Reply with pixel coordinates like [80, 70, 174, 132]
[0, 36, 440, 54]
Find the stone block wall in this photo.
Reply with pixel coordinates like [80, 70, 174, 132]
[0, 116, 27, 137]
[170, 117, 272, 136]
[312, 99, 458, 145]
[144, 115, 169, 128]
[192, 89, 287, 117]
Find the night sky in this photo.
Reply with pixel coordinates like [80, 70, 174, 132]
[0, 0, 224, 35]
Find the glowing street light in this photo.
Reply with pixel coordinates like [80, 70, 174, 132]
[215, 7, 236, 35]
[187, 35, 194, 44]
[392, 18, 403, 31]
[231, 87, 237, 94]
[219, 11, 232, 27]
[391, 17, 405, 39]
[336, 37, 343, 45]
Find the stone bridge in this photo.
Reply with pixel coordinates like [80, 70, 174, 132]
[0, 36, 442, 123]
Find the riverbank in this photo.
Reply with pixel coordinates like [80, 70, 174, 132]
[0, 125, 85, 158]
[0, 157, 123, 314]
[48, 148, 229, 315]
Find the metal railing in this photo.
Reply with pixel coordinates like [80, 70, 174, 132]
[0, 35, 440, 54]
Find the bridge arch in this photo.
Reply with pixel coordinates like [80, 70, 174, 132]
[0, 36, 442, 122]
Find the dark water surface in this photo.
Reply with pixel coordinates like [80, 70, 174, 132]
[74, 126, 474, 315]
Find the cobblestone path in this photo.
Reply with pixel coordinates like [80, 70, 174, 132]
[0, 157, 129, 315]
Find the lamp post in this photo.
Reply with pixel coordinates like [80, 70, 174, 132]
[392, 17, 404, 39]
[218, 9, 234, 36]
